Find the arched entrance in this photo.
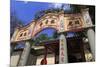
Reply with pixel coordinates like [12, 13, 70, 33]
[32, 28, 58, 65]
[10, 8, 95, 66]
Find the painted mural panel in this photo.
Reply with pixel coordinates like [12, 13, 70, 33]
[11, 22, 35, 42]
[11, 11, 93, 42]
[81, 8, 93, 27]
[32, 14, 59, 37]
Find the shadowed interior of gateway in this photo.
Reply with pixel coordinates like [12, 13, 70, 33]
[11, 31, 93, 66]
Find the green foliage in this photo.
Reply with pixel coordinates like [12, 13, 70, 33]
[53, 31, 58, 39]
[34, 34, 49, 45]
[33, 32, 59, 45]
[34, 5, 83, 20]
[34, 8, 63, 20]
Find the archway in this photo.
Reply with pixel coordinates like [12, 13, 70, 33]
[10, 7, 95, 66]
[31, 28, 59, 65]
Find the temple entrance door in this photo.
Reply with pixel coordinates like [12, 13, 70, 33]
[67, 37, 86, 63]
[44, 43, 59, 64]
[40, 39, 59, 64]
[36, 41, 59, 65]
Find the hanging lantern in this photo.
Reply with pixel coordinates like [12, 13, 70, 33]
[40, 46, 47, 65]
[40, 58, 47, 65]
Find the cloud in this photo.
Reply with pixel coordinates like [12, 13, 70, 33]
[63, 4, 71, 11]
[49, 3, 63, 9]
[49, 3, 71, 11]
[53, 3, 62, 8]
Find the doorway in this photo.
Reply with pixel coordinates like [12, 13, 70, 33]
[67, 37, 86, 63]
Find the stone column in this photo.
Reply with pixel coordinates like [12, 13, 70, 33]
[18, 41, 31, 66]
[81, 8, 95, 61]
[10, 43, 16, 55]
[59, 34, 68, 64]
[11, 28, 19, 42]
[11, 27, 19, 55]
[87, 28, 95, 60]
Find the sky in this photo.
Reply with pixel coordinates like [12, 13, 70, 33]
[11, 0, 71, 25]
[11, 0, 71, 37]
[10, 0, 75, 48]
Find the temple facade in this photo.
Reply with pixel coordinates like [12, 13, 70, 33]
[10, 8, 95, 66]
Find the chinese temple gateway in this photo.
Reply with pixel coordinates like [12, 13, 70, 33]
[10, 8, 95, 66]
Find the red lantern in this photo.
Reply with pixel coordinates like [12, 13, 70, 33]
[40, 57, 47, 65]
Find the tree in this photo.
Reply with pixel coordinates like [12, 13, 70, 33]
[88, 6, 95, 25]
[34, 34, 49, 45]
[69, 5, 82, 13]
[53, 31, 58, 39]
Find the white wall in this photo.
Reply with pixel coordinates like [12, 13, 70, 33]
[10, 55, 20, 66]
